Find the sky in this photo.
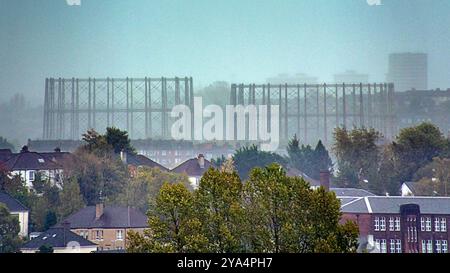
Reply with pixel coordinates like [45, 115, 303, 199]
[1, 0, 450, 103]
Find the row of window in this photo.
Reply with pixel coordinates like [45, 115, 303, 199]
[374, 217, 401, 231]
[420, 217, 447, 232]
[375, 239, 402, 253]
[78, 230, 124, 241]
[421, 240, 448, 253]
[374, 216, 448, 233]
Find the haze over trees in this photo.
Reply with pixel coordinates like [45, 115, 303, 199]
[127, 165, 359, 253]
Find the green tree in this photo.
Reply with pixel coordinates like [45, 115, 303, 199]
[44, 211, 57, 230]
[413, 157, 450, 196]
[127, 183, 208, 253]
[233, 145, 286, 180]
[105, 127, 136, 154]
[333, 127, 381, 191]
[0, 203, 22, 253]
[37, 245, 54, 253]
[116, 167, 191, 212]
[194, 168, 244, 253]
[392, 122, 447, 183]
[57, 178, 86, 219]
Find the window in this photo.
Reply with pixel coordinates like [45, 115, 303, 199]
[29, 171, 36, 182]
[427, 240, 433, 253]
[413, 227, 418, 243]
[380, 239, 387, 253]
[443, 240, 448, 253]
[389, 217, 395, 231]
[390, 239, 396, 253]
[95, 230, 103, 241]
[116, 230, 124, 240]
[426, 217, 432, 231]
[421, 240, 427, 253]
[441, 218, 447, 232]
[421, 217, 425, 231]
[435, 218, 441, 232]
[396, 240, 402, 253]
[436, 240, 442, 253]
[374, 217, 380, 231]
[380, 217, 386, 231]
[375, 239, 381, 251]
[79, 230, 88, 239]
[395, 217, 401, 231]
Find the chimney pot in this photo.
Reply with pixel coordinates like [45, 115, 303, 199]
[120, 150, 127, 164]
[95, 203, 104, 220]
[319, 170, 330, 191]
[198, 154, 205, 169]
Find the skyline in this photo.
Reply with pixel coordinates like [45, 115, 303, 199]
[1, 0, 450, 103]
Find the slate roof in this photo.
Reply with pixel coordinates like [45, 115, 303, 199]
[0, 191, 28, 212]
[341, 196, 450, 215]
[1, 151, 62, 171]
[126, 153, 169, 171]
[285, 167, 321, 187]
[402, 182, 417, 195]
[55, 206, 148, 229]
[331, 188, 376, 197]
[21, 227, 97, 250]
[172, 157, 215, 177]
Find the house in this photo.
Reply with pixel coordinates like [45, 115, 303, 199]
[55, 204, 147, 251]
[401, 182, 417, 196]
[21, 224, 97, 253]
[340, 196, 450, 253]
[1, 146, 64, 188]
[0, 191, 29, 237]
[119, 151, 169, 177]
[171, 154, 216, 189]
[0, 149, 13, 163]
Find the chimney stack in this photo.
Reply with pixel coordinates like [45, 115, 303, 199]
[198, 154, 205, 169]
[319, 170, 330, 191]
[120, 150, 127, 164]
[95, 203, 104, 220]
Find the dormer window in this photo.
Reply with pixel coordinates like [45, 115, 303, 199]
[38, 158, 45, 163]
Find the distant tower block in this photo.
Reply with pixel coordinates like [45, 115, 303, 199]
[230, 83, 397, 145]
[43, 77, 194, 140]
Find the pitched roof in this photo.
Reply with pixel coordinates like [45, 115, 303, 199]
[126, 153, 169, 171]
[402, 182, 417, 195]
[341, 196, 450, 215]
[21, 227, 97, 250]
[0, 191, 28, 212]
[1, 151, 62, 171]
[285, 167, 321, 187]
[0, 149, 13, 163]
[171, 156, 215, 177]
[56, 206, 148, 229]
[331, 188, 376, 198]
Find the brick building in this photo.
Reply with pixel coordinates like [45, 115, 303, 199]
[341, 196, 450, 253]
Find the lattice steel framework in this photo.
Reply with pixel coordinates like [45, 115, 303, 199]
[43, 77, 194, 140]
[230, 83, 396, 144]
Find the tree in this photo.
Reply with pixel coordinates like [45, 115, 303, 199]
[37, 245, 54, 253]
[242, 164, 359, 253]
[115, 167, 191, 212]
[413, 157, 450, 196]
[0, 203, 21, 253]
[0, 136, 15, 151]
[105, 127, 135, 154]
[57, 177, 86, 219]
[62, 149, 128, 205]
[287, 135, 333, 180]
[233, 145, 286, 180]
[44, 211, 57, 230]
[194, 168, 244, 253]
[333, 127, 381, 190]
[127, 183, 208, 253]
[392, 122, 447, 183]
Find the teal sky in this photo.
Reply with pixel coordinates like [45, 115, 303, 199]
[1, 0, 450, 103]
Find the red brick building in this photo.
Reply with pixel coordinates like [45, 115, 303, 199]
[341, 196, 450, 253]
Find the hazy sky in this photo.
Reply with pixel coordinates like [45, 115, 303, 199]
[1, 0, 450, 103]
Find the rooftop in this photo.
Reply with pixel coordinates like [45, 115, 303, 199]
[341, 196, 450, 215]
[21, 227, 97, 250]
[171, 155, 215, 177]
[56, 205, 147, 229]
[0, 191, 28, 212]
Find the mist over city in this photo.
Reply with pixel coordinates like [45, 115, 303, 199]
[1, 0, 450, 260]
